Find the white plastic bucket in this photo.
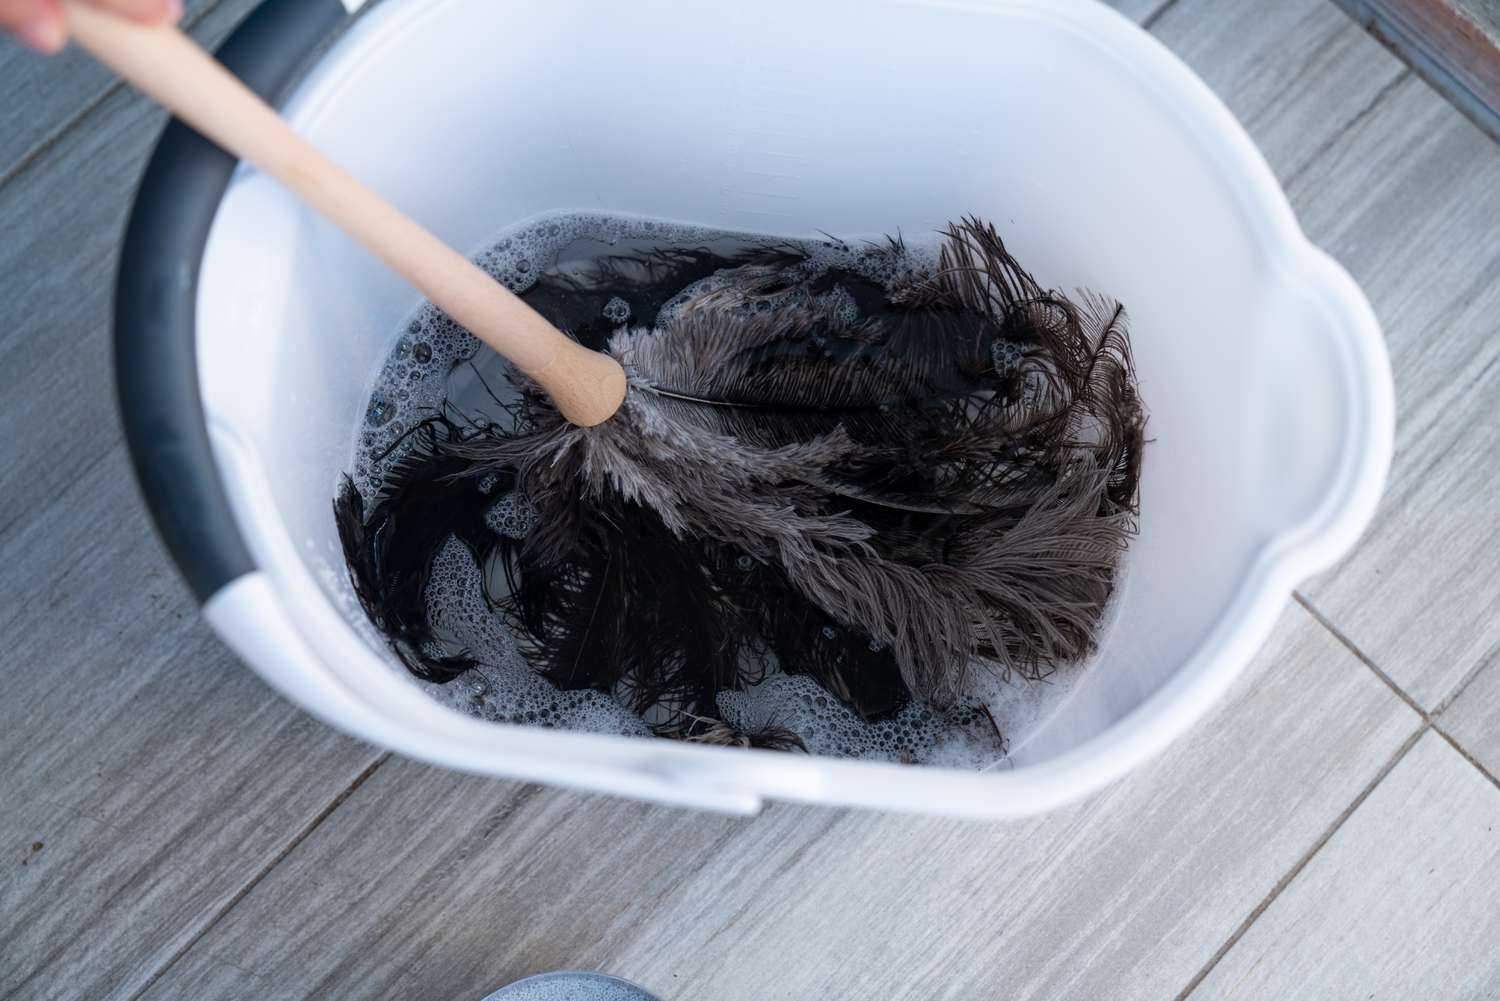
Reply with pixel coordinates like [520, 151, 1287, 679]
[120, 0, 1393, 817]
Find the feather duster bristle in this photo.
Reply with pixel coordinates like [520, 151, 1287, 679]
[336, 217, 1147, 745]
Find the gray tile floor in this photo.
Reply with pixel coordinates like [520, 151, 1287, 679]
[2, 1, 1498, 998]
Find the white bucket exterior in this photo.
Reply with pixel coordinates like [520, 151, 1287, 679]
[193, 0, 1393, 816]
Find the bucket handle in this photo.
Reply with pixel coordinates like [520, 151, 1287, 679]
[115, 0, 350, 603]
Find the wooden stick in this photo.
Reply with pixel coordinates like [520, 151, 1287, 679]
[65, 2, 627, 427]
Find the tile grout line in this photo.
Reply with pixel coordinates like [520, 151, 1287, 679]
[1172, 722, 1429, 1001]
[1293, 592, 1429, 721]
[1141, 0, 1182, 30]
[123, 752, 392, 1001]
[1429, 640, 1500, 717]
[1297, 593, 1500, 787]
[1433, 725, 1500, 793]
[0, 0, 229, 195]
[0, 81, 123, 194]
[1283, 68, 1414, 192]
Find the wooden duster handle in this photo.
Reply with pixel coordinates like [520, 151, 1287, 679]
[65, 3, 627, 427]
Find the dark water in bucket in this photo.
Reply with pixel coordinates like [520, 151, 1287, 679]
[344, 211, 1105, 768]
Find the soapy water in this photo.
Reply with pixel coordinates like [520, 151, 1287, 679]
[348, 209, 1110, 768]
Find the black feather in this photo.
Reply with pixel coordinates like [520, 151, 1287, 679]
[333, 417, 516, 683]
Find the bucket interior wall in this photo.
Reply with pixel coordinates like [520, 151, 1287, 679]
[197, 0, 1317, 767]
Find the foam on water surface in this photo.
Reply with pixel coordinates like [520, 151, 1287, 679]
[345, 209, 1112, 769]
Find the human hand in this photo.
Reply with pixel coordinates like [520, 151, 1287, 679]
[2, 0, 181, 54]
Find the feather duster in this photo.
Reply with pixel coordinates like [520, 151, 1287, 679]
[336, 217, 1146, 740]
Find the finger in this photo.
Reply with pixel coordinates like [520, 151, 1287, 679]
[81, 0, 182, 24]
[5, 0, 66, 53]
[0, 0, 53, 25]
[0, 0, 48, 23]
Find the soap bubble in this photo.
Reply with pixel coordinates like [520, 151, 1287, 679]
[366, 396, 396, 427]
[602, 296, 632, 324]
[485, 491, 536, 539]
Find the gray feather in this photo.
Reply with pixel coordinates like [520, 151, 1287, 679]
[441, 218, 1146, 705]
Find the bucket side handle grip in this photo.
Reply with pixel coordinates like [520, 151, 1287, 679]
[114, 0, 348, 603]
[1252, 251, 1393, 574]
